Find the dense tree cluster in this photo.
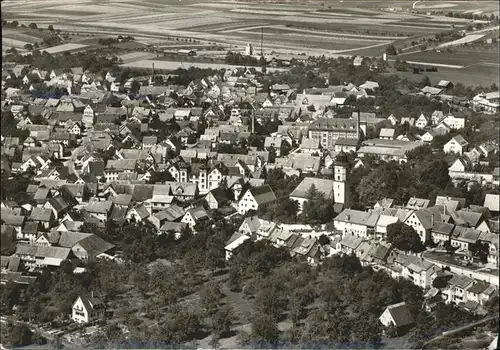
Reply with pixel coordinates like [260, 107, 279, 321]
[3, 50, 120, 73]
[227, 243, 429, 348]
[298, 185, 336, 226]
[386, 222, 425, 253]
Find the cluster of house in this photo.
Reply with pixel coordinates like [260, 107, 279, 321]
[421, 81, 499, 115]
[1, 63, 499, 327]
[226, 193, 500, 316]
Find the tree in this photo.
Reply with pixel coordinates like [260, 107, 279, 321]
[130, 80, 141, 94]
[469, 241, 489, 264]
[212, 306, 233, 337]
[419, 75, 431, 88]
[300, 185, 335, 226]
[385, 44, 397, 56]
[48, 24, 54, 31]
[199, 282, 222, 316]
[0, 281, 21, 314]
[352, 316, 382, 344]
[251, 312, 280, 345]
[444, 241, 458, 256]
[28, 23, 37, 30]
[386, 222, 425, 253]
[5, 324, 33, 347]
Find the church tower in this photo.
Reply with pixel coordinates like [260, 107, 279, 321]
[333, 151, 349, 206]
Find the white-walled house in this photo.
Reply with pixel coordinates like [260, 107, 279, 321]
[72, 292, 105, 324]
[444, 135, 469, 155]
[333, 209, 380, 238]
[238, 185, 277, 215]
[415, 113, 429, 129]
[379, 302, 415, 330]
[442, 114, 465, 130]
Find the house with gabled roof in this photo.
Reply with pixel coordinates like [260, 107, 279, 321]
[205, 187, 229, 210]
[415, 113, 429, 129]
[379, 302, 415, 332]
[225, 231, 252, 260]
[404, 206, 445, 243]
[29, 208, 55, 229]
[238, 184, 277, 215]
[72, 292, 105, 324]
[334, 209, 380, 238]
[444, 135, 469, 155]
[181, 206, 210, 230]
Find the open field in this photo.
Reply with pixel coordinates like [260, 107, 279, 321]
[401, 48, 499, 67]
[2, 0, 497, 83]
[3, 0, 495, 58]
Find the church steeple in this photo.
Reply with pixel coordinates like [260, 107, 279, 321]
[333, 151, 349, 206]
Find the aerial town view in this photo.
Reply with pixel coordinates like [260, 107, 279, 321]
[0, 0, 499, 348]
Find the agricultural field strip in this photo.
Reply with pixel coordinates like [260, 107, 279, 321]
[189, 2, 314, 11]
[182, 20, 247, 30]
[316, 7, 388, 15]
[222, 25, 282, 33]
[404, 60, 464, 69]
[119, 59, 291, 72]
[234, 32, 391, 52]
[402, 51, 499, 65]
[188, 22, 268, 32]
[277, 15, 397, 25]
[2, 31, 41, 44]
[228, 9, 311, 16]
[267, 25, 409, 39]
[2, 38, 31, 48]
[437, 33, 486, 48]
[106, 10, 219, 23]
[40, 43, 88, 54]
[393, 21, 460, 29]
[236, 30, 390, 43]
[36, 9, 102, 16]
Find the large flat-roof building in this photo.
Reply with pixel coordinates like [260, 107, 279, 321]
[308, 117, 360, 150]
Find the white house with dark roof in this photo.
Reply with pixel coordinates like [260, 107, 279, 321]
[415, 113, 429, 129]
[238, 185, 277, 215]
[404, 206, 443, 243]
[72, 292, 105, 323]
[379, 302, 415, 330]
[334, 209, 380, 238]
[444, 135, 469, 155]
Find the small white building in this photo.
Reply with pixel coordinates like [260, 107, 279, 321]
[72, 292, 105, 324]
[379, 302, 415, 330]
[444, 135, 469, 155]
